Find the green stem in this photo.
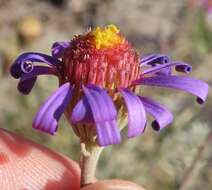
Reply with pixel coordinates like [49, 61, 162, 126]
[80, 143, 103, 187]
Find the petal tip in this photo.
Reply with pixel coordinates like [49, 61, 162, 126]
[151, 121, 161, 131]
[197, 97, 205, 104]
[10, 64, 21, 79]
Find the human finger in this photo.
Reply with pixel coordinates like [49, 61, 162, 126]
[81, 179, 146, 190]
[0, 128, 80, 190]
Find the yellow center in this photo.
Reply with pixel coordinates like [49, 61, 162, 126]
[91, 25, 124, 49]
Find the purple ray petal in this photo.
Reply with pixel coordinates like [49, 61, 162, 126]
[71, 97, 94, 124]
[142, 61, 192, 75]
[51, 41, 70, 59]
[18, 77, 37, 95]
[18, 66, 57, 95]
[140, 54, 158, 63]
[33, 83, 73, 135]
[174, 62, 192, 73]
[156, 67, 172, 76]
[140, 54, 170, 66]
[142, 63, 172, 76]
[10, 52, 61, 79]
[119, 88, 146, 138]
[133, 75, 209, 104]
[96, 120, 121, 146]
[83, 85, 117, 121]
[139, 96, 173, 130]
[83, 85, 121, 146]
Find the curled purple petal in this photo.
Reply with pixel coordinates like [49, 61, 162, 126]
[140, 54, 170, 66]
[10, 63, 24, 79]
[17, 66, 57, 95]
[10, 52, 61, 79]
[140, 54, 158, 63]
[156, 67, 172, 76]
[139, 96, 173, 130]
[142, 61, 192, 76]
[18, 77, 37, 95]
[20, 60, 34, 73]
[83, 85, 121, 146]
[119, 88, 146, 138]
[142, 62, 174, 76]
[71, 97, 94, 124]
[133, 75, 209, 104]
[33, 83, 73, 135]
[174, 62, 192, 73]
[51, 41, 70, 59]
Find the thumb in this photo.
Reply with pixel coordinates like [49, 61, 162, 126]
[0, 128, 80, 190]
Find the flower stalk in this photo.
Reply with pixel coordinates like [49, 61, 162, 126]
[80, 142, 103, 187]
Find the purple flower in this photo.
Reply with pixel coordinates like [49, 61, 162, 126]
[188, 0, 212, 14]
[10, 25, 209, 146]
[201, 0, 212, 13]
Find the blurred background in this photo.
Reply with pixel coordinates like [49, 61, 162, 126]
[0, 0, 211, 189]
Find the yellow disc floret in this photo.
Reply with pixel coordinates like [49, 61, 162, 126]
[91, 25, 124, 49]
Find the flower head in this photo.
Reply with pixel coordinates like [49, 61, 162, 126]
[10, 25, 209, 146]
[61, 25, 139, 91]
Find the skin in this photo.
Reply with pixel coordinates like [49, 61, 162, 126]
[0, 128, 145, 190]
